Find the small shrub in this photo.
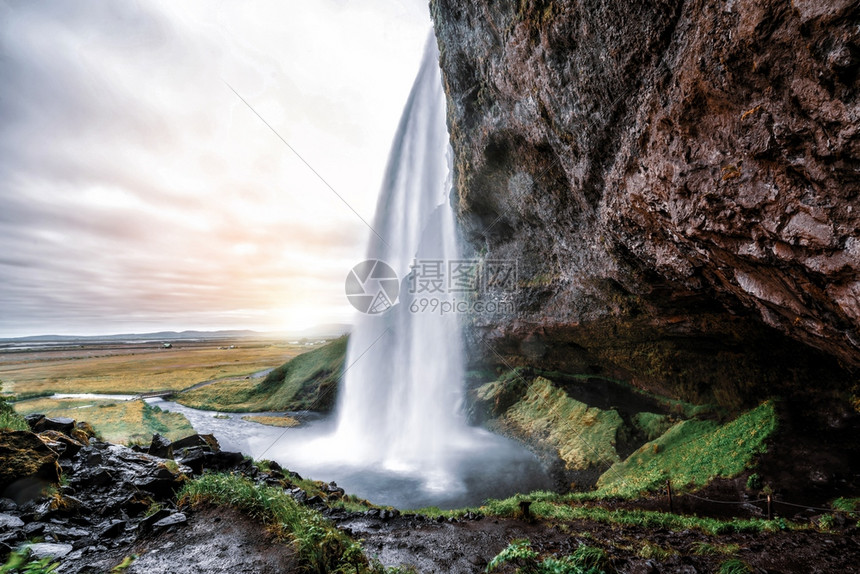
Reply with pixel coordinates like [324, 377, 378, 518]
[0, 382, 29, 431]
[638, 542, 674, 561]
[486, 540, 610, 574]
[831, 497, 860, 513]
[0, 548, 59, 574]
[745, 473, 762, 491]
[816, 514, 836, 532]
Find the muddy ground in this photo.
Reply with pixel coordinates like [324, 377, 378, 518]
[77, 505, 860, 574]
[71, 506, 297, 574]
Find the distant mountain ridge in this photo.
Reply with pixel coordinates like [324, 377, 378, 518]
[0, 324, 350, 343]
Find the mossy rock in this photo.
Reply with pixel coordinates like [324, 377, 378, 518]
[0, 430, 61, 499]
[505, 377, 623, 472]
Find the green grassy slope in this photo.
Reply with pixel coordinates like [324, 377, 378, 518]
[176, 336, 347, 413]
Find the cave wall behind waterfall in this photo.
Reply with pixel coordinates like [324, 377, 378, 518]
[431, 0, 859, 408]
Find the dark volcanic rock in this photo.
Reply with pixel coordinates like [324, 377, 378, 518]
[24, 414, 45, 431]
[148, 433, 173, 459]
[152, 512, 187, 529]
[37, 430, 85, 459]
[27, 542, 73, 560]
[171, 433, 220, 453]
[431, 0, 859, 405]
[0, 513, 24, 532]
[41, 417, 76, 435]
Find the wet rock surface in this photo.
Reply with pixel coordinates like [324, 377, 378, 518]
[123, 506, 297, 574]
[430, 0, 859, 407]
[0, 420, 272, 573]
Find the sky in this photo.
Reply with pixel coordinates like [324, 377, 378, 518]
[0, 0, 432, 337]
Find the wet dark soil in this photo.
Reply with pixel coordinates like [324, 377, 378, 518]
[339, 512, 860, 574]
[79, 506, 297, 574]
[54, 500, 860, 573]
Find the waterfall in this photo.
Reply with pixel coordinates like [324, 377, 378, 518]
[333, 34, 469, 488]
[274, 33, 551, 507]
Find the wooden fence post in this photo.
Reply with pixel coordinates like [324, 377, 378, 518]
[519, 500, 531, 520]
[666, 479, 674, 513]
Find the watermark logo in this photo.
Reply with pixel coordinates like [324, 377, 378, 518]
[407, 259, 517, 316]
[408, 259, 517, 294]
[346, 258, 518, 316]
[345, 259, 399, 314]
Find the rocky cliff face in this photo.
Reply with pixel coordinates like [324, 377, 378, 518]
[432, 0, 859, 406]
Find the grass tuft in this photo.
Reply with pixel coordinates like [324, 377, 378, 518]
[487, 539, 611, 574]
[1, 382, 30, 431]
[718, 558, 753, 574]
[177, 472, 370, 572]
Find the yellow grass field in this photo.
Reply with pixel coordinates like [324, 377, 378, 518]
[240, 414, 300, 427]
[14, 397, 195, 444]
[0, 338, 309, 396]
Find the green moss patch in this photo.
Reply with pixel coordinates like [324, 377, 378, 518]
[632, 411, 676, 441]
[595, 401, 777, 497]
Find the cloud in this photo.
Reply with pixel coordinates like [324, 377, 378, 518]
[0, 0, 431, 336]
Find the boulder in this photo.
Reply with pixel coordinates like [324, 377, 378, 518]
[208, 451, 244, 470]
[97, 519, 126, 538]
[71, 422, 96, 444]
[174, 446, 211, 475]
[147, 434, 173, 459]
[24, 414, 46, 432]
[140, 508, 171, 531]
[152, 512, 186, 528]
[0, 431, 60, 501]
[0, 513, 24, 532]
[41, 417, 75, 435]
[171, 434, 220, 453]
[38, 430, 85, 459]
[27, 542, 73, 560]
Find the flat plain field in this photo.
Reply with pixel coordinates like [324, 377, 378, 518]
[0, 337, 308, 396]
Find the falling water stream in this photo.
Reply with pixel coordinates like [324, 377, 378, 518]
[331, 34, 470, 486]
[160, 34, 552, 509]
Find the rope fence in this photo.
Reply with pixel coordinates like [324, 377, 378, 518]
[666, 481, 852, 519]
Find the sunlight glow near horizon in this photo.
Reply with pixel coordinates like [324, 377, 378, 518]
[0, 0, 432, 337]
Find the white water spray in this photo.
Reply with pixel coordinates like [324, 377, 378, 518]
[333, 34, 471, 488]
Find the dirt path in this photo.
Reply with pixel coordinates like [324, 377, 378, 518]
[71, 506, 297, 574]
[336, 512, 860, 573]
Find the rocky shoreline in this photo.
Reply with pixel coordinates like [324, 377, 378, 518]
[0, 414, 334, 572]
